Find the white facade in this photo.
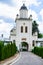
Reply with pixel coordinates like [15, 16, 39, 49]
[10, 4, 39, 51]
[20, 10, 28, 18]
[15, 18, 32, 51]
[10, 28, 16, 41]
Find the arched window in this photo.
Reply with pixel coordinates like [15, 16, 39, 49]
[32, 40, 35, 46]
[25, 26, 27, 33]
[21, 26, 23, 33]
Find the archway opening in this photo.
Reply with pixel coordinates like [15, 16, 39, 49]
[21, 42, 28, 51]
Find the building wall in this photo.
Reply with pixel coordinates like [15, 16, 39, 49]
[20, 10, 28, 18]
[10, 30, 16, 41]
[10, 35, 16, 41]
[16, 19, 32, 51]
[32, 32, 38, 41]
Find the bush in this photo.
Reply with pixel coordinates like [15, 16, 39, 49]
[0, 41, 4, 60]
[32, 47, 43, 58]
[0, 41, 17, 61]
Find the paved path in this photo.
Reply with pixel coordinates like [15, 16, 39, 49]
[12, 52, 43, 65]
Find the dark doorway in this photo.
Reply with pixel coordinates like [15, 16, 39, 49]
[21, 42, 28, 51]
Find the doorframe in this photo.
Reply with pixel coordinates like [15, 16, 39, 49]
[20, 42, 28, 51]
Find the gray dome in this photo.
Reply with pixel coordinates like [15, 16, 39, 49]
[20, 4, 28, 10]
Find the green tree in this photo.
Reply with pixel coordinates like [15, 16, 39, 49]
[32, 20, 39, 35]
[0, 41, 17, 61]
[0, 41, 4, 60]
[38, 33, 43, 38]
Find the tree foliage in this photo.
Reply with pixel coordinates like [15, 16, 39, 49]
[32, 47, 43, 58]
[32, 20, 39, 35]
[38, 33, 43, 38]
[0, 41, 17, 61]
[32, 20, 43, 38]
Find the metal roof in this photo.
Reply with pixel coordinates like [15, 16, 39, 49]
[20, 4, 28, 10]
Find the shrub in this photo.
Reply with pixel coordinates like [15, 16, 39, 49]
[0, 41, 4, 60]
[32, 47, 43, 58]
[0, 41, 17, 61]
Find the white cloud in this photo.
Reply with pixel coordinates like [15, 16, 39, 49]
[0, 19, 14, 38]
[40, 9, 43, 21]
[38, 9, 43, 33]
[12, 0, 41, 7]
[0, 3, 19, 20]
[25, 0, 41, 6]
[28, 9, 38, 20]
[37, 21, 43, 33]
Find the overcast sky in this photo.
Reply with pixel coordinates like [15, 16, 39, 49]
[0, 0, 43, 38]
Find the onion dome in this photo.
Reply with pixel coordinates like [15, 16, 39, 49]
[20, 4, 28, 10]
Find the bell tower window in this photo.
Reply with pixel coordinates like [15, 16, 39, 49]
[21, 26, 23, 33]
[25, 26, 27, 33]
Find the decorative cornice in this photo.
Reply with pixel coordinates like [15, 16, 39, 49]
[15, 18, 32, 22]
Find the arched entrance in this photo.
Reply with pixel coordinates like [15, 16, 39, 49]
[21, 42, 28, 51]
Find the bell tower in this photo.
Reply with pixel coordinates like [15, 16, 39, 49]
[20, 4, 28, 18]
[15, 4, 33, 51]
